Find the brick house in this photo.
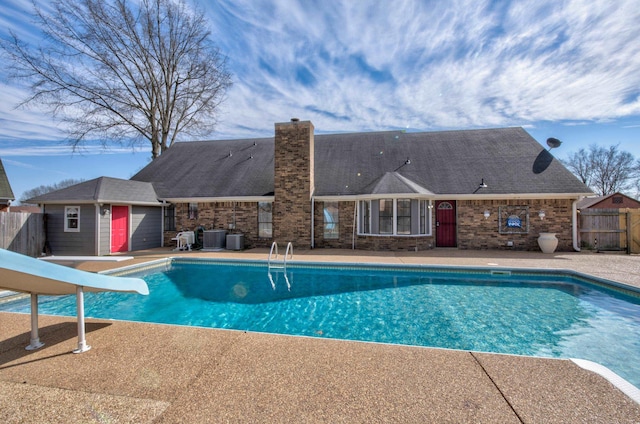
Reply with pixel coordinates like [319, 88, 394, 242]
[30, 119, 593, 254]
[132, 119, 591, 252]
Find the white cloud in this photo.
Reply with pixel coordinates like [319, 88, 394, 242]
[2, 0, 640, 142]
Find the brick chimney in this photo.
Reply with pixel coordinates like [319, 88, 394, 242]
[273, 119, 314, 247]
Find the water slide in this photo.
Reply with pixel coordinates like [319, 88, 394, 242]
[0, 249, 148, 353]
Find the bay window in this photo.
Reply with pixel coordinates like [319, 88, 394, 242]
[358, 199, 431, 236]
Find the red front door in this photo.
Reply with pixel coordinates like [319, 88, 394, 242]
[436, 200, 457, 247]
[111, 206, 129, 253]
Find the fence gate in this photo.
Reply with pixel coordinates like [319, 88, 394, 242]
[579, 208, 640, 254]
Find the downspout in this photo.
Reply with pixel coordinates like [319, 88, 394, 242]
[161, 201, 167, 248]
[310, 198, 315, 249]
[352, 201, 357, 250]
[572, 198, 583, 252]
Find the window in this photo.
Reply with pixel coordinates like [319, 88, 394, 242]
[64, 206, 80, 232]
[164, 205, 176, 232]
[323, 202, 339, 239]
[396, 199, 411, 235]
[188, 203, 198, 220]
[360, 200, 371, 234]
[419, 201, 428, 234]
[379, 199, 393, 234]
[358, 199, 431, 236]
[613, 196, 623, 204]
[258, 202, 272, 238]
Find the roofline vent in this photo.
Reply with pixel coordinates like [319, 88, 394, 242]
[291, 118, 299, 122]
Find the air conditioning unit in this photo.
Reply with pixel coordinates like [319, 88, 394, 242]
[226, 234, 244, 250]
[203, 230, 227, 250]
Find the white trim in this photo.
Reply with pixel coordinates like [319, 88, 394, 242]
[357, 199, 432, 237]
[162, 196, 274, 203]
[311, 198, 315, 248]
[35, 200, 161, 206]
[572, 198, 583, 252]
[95, 204, 100, 256]
[313, 192, 593, 202]
[64, 206, 80, 232]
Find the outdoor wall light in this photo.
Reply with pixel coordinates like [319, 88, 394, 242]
[483, 210, 491, 219]
[102, 208, 110, 216]
[538, 210, 546, 220]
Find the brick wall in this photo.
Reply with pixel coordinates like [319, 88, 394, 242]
[311, 198, 575, 252]
[165, 201, 272, 249]
[313, 201, 435, 251]
[456, 199, 574, 251]
[273, 120, 314, 248]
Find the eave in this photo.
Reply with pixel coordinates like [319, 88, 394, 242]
[312, 192, 593, 202]
[162, 196, 275, 203]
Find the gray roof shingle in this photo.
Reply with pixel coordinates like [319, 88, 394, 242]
[131, 127, 591, 199]
[132, 137, 273, 199]
[314, 127, 591, 196]
[0, 158, 15, 202]
[27, 177, 159, 205]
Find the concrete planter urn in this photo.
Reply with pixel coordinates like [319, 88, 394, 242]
[537, 232, 558, 253]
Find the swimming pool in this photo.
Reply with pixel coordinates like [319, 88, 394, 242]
[2, 258, 640, 388]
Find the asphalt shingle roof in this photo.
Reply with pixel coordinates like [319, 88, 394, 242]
[132, 137, 274, 199]
[314, 127, 591, 196]
[27, 177, 159, 205]
[131, 127, 591, 199]
[0, 158, 15, 202]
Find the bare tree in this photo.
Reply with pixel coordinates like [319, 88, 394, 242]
[564, 148, 592, 186]
[2, 0, 231, 158]
[20, 178, 85, 204]
[563, 144, 639, 196]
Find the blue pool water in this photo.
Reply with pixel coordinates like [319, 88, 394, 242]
[2, 260, 640, 387]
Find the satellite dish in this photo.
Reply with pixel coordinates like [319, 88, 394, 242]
[546, 137, 562, 150]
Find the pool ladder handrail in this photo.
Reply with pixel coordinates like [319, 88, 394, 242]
[268, 241, 293, 271]
[268, 242, 293, 291]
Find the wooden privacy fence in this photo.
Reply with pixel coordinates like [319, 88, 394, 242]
[579, 208, 640, 254]
[0, 212, 45, 257]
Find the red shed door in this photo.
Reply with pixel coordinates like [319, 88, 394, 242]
[111, 206, 129, 253]
[436, 200, 457, 247]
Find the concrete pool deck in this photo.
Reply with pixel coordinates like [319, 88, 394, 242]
[1, 248, 640, 422]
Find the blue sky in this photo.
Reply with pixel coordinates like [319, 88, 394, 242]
[1, 0, 640, 202]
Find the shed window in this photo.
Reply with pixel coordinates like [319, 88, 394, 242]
[65, 206, 80, 232]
